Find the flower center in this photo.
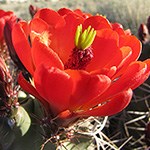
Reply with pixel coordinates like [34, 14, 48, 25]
[65, 25, 96, 70]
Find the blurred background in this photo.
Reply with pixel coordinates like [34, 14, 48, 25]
[1, 0, 150, 36]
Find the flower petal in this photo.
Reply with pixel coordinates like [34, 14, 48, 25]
[0, 10, 15, 41]
[105, 46, 132, 70]
[34, 8, 65, 29]
[90, 66, 117, 78]
[111, 61, 149, 91]
[83, 16, 112, 30]
[79, 88, 132, 116]
[65, 70, 111, 110]
[86, 29, 119, 71]
[49, 13, 84, 63]
[111, 23, 125, 35]
[18, 72, 45, 104]
[58, 8, 73, 16]
[58, 8, 91, 18]
[82, 61, 150, 110]
[34, 65, 73, 114]
[116, 35, 142, 76]
[103, 61, 148, 96]
[104, 61, 149, 98]
[31, 38, 64, 70]
[12, 22, 34, 75]
[29, 18, 49, 34]
[120, 35, 141, 61]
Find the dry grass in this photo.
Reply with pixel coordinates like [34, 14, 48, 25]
[1, 0, 150, 35]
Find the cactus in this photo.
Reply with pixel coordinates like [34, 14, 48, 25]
[0, 5, 150, 150]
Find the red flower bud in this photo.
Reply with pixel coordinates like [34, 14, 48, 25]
[29, 5, 39, 18]
[138, 23, 149, 43]
[147, 16, 150, 34]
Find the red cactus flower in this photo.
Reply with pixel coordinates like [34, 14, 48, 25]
[12, 8, 150, 126]
[0, 10, 16, 45]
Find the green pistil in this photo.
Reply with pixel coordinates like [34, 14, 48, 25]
[75, 24, 96, 50]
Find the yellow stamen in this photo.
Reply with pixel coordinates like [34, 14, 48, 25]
[75, 24, 96, 50]
[75, 24, 82, 47]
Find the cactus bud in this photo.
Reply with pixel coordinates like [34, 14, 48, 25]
[138, 23, 149, 43]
